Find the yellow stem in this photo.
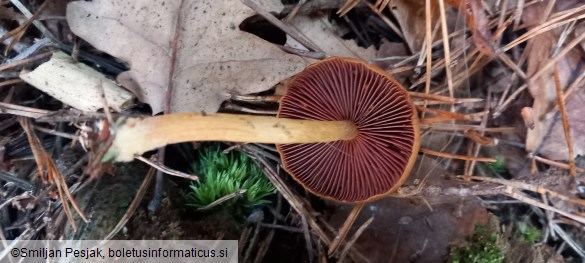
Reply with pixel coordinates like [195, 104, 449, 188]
[106, 112, 358, 162]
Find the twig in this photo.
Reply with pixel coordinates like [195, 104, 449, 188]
[500, 4, 585, 53]
[102, 168, 154, 241]
[33, 126, 78, 140]
[0, 102, 50, 118]
[241, 144, 331, 244]
[301, 213, 314, 262]
[328, 203, 364, 256]
[259, 223, 303, 233]
[550, 221, 585, 257]
[424, 0, 433, 110]
[493, 83, 527, 117]
[437, 0, 454, 105]
[421, 123, 518, 133]
[10, 0, 58, 44]
[416, 105, 488, 122]
[226, 93, 281, 103]
[241, 0, 325, 55]
[337, 217, 374, 263]
[408, 92, 483, 103]
[504, 188, 585, 225]
[0, 51, 52, 71]
[453, 175, 585, 207]
[277, 45, 326, 59]
[284, 0, 305, 22]
[19, 117, 87, 231]
[512, 0, 525, 29]
[223, 103, 278, 115]
[135, 156, 198, 181]
[96, 81, 113, 124]
[553, 64, 576, 176]
[197, 189, 246, 211]
[420, 148, 496, 162]
[0, 79, 23, 88]
[529, 31, 585, 85]
[464, 88, 493, 178]
[529, 154, 585, 173]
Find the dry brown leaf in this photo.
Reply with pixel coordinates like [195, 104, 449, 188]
[390, 0, 438, 52]
[0, 6, 26, 24]
[20, 51, 134, 112]
[445, 0, 494, 57]
[66, 0, 308, 114]
[524, 2, 585, 160]
[286, 14, 376, 61]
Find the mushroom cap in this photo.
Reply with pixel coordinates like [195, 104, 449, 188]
[276, 57, 420, 203]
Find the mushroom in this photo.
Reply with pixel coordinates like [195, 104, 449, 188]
[107, 58, 420, 198]
[104, 57, 489, 254]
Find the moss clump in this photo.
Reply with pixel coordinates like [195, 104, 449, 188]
[517, 222, 541, 243]
[186, 146, 275, 209]
[449, 225, 504, 263]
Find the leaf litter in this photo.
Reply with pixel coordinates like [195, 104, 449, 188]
[67, 0, 309, 114]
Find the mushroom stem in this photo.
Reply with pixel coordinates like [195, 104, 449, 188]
[105, 112, 358, 162]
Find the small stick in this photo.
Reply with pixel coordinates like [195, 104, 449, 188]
[420, 147, 496, 162]
[453, 175, 585, 207]
[504, 188, 585, 225]
[284, 0, 305, 22]
[493, 83, 528, 117]
[135, 156, 198, 181]
[226, 93, 281, 103]
[416, 105, 488, 122]
[437, 0, 455, 106]
[10, 0, 58, 44]
[277, 45, 326, 59]
[33, 126, 79, 140]
[223, 103, 278, 115]
[328, 203, 364, 256]
[512, 0, 525, 29]
[0, 79, 23, 88]
[530, 154, 585, 173]
[553, 64, 576, 176]
[408, 92, 483, 103]
[500, 5, 585, 53]
[336, 216, 374, 263]
[241, 0, 325, 55]
[337, 0, 359, 16]
[464, 130, 496, 146]
[0, 51, 52, 71]
[529, 32, 585, 84]
[197, 189, 246, 210]
[423, 0, 433, 116]
[422, 123, 518, 133]
[102, 168, 154, 241]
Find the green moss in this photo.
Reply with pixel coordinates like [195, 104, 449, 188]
[517, 222, 541, 243]
[487, 155, 506, 174]
[449, 225, 504, 263]
[185, 146, 275, 209]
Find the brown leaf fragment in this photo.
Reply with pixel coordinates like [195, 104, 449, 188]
[67, 0, 308, 114]
[523, 1, 585, 160]
[286, 14, 376, 61]
[389, 0, 438, 52]
[446, 0, 494, 57]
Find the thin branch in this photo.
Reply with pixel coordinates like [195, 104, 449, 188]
[553, 64, 576, 176]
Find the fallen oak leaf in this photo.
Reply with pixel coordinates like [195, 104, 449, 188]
[445, 0, 494, 57]
[66, 0, 308, 114]
[286, 14, 377, 61]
